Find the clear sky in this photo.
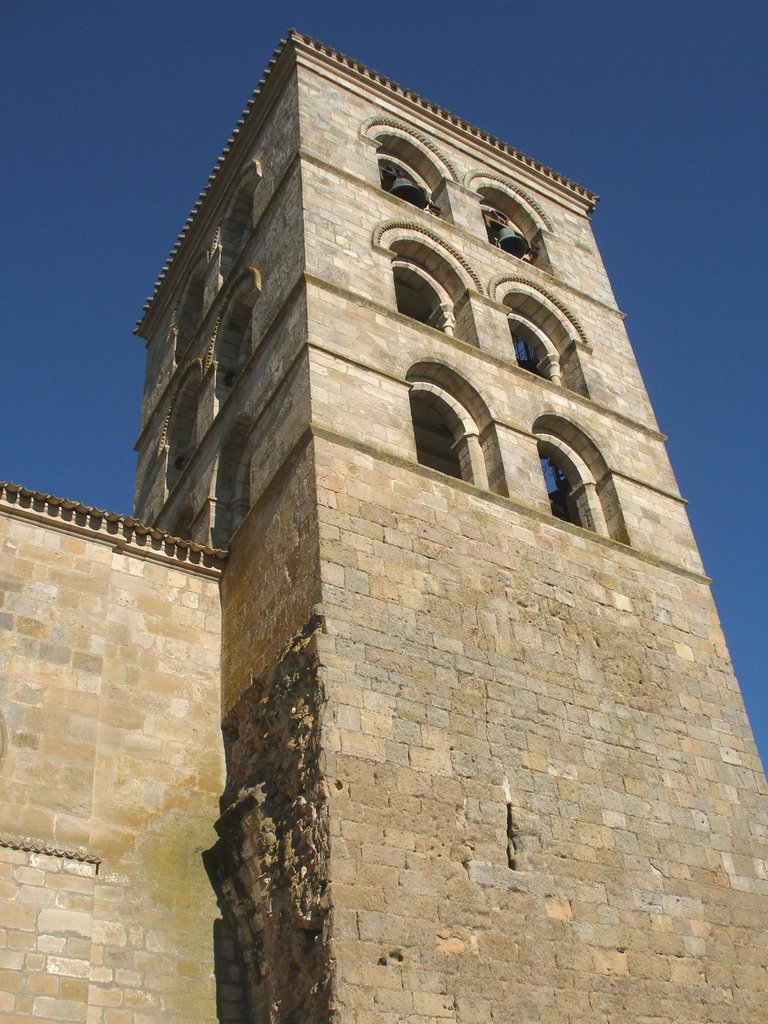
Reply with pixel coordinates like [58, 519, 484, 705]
[2, 1, 766, 765]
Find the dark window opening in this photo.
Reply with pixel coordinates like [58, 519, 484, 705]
[221, 191, 252, 280]
[393, 266, 446, 330]
[540, 454, 581, 526]
[176, 275, 205, 361]
[410, 393, 463, 479]
[482, 207, 531, 259]
[215, 302, 251, 404]
[513, 336, 544, 377]
[170, 506, 194, 540]
[506, 804, 517, 871]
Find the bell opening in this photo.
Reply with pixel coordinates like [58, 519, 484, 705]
[495, 227, 530, 258]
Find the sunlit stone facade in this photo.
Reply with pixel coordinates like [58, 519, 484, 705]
[1, 31, 766, 1024]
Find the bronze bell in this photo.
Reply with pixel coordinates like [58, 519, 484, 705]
[389, 177, 429, 209]
[496, 227, 529, 258]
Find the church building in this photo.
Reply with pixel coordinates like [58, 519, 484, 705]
[1, 30, 766, 1023]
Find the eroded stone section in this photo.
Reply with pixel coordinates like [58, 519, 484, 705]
[206, 616, 331, 1024]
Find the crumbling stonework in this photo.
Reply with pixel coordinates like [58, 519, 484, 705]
[206, 616, 331, 1023]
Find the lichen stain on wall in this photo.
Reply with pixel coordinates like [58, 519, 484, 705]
[133, 807, 221, 1018]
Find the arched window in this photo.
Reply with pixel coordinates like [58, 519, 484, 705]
[476, 184, 547, 268]
[385, 237, 478, 344]
[533, 415, 629, 542]
[410, 388, 466, 480]
[379, 159, 438, 213]
[374, 132, 444, 215]
[219, 159, 261, 282]
[212, 418, 251, 548]
[166, 378, 199, 493]
[211, 267, 260, 407]
[215, 301, 252, 404]
[482, 205, 531, 259]
[501, 290, 588, 396]
[407, 364, 507, 495]
[508, 317, 561, 383]
[393, 260, 453, 333]
[539, 452, 582, 526]
[220, 192, 252, 280]
[175, 269, 205, 363]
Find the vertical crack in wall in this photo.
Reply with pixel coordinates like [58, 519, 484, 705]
[205, 614, 331, 1023]
[506, 803, 517, 871]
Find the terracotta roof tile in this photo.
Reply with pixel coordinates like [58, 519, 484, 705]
[0, 481, 227, 568]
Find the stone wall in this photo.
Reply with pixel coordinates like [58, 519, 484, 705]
[313, 434, 768, 1024]
[0, 496, 224, 1022]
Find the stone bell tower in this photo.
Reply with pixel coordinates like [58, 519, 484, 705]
[134, 31, 767, 1024]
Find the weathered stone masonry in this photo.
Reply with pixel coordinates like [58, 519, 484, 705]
[1, 29, 766, 1024]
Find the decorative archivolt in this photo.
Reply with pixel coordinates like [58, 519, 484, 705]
[465, 170, 554, 232]
[360, 117, 460, 182]
[532, 412, 610, 481]
[203, 264, 262, 370]
[488, 274, 588, 348]
[157, 358, 204, 453]
[406, 359, 496, 431]
[373, 220, 483, 292]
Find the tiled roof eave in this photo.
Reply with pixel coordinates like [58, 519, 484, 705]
[0, 481, 227, 572]
[293, 34, 599, 206]
[134, 29, 599, 335]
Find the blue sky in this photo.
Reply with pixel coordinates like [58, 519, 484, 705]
[2, 1, 765, 765]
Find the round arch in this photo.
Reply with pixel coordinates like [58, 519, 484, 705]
[219, 159, 262, 280]
[465, 171, 554, 233]
[174, 251, 210, 362]
[406, 361, 506, 494]
[204, 265, 261, 373]
[375, 221, 482, 293]
[407, 359, 495, 431]
[361, 117, 459, 188]
[532, 413, 628, 542]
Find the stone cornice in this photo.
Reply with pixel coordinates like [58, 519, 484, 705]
[309, 425, 710, 587]
[0, 482, 227, 574]
[303, 272, 665, 442]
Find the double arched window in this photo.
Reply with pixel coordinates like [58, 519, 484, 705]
[404, 372, 627, 541]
